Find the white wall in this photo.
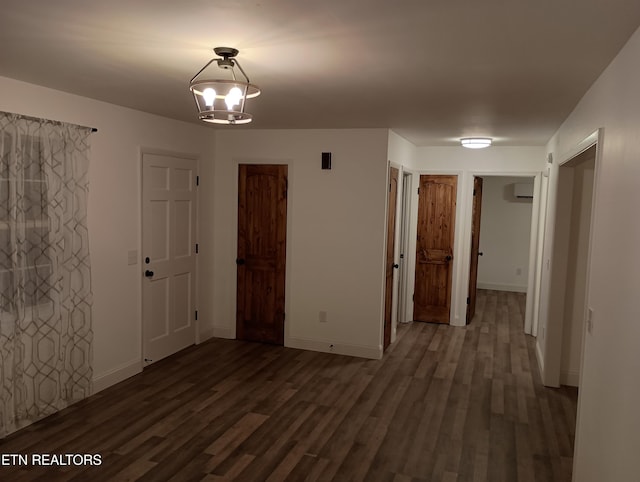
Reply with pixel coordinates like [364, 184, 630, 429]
[477, 176, 533, 293]
[0, 76, 216, 392]
[388, 130, 417, 167]
[406, 147, 545, 326]
[540, 25, 640, 482]
[208, 128, 389, 358]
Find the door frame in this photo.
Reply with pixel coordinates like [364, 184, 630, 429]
[384, 161, 406, 347]
[231, 158, 294, 343]
[461, 171, 542, 333]
[396, 170, 413, 326]
[139, 148, 200, 365]
[538, 128, 602, 388]
[404, 169, 463, 326]
[466, 176, 483, 324]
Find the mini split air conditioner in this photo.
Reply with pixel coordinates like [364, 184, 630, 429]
[514, 183, 534, 199]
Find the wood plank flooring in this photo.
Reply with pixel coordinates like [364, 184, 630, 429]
[0, 290, 577, 481]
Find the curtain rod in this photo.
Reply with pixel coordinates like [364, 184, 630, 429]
[1, 111, 98, 133]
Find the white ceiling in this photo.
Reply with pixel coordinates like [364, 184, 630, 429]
[1, 0, 640, 146]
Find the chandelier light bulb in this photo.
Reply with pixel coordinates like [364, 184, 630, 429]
[203, 88, 217, 107]
[225, 87, 243, 110]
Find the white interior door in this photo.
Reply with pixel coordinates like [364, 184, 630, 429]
[142, 152, 197, 365]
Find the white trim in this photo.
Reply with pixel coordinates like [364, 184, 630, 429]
[287, 336, 382, 360]
[212, 326, 235, 339]
[385, 161, 405, 347]
[560, 369, 580, 387]
[93, 359, 142, 394]
[198, 327, 215, 342]
[525, 174, 542, 335]
[477, 282, 528, 293]
[558, 130, 600, 167]
[397, 170, 414, 326]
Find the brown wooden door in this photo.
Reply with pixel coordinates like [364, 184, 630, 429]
[466, 176, 483, 324]
[413, 175, 457, 324]
[237, 164, 287, 344]
[383, 166, 399, 350]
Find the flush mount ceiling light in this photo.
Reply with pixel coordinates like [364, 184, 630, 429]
[461, 137, 492, 149]
[189, 47, 260, 125]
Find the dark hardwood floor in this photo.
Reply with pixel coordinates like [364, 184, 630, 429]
[0, 290, 577, 481]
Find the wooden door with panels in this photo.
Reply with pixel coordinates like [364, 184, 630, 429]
[467, 176, 484, 323]
[383, 166, 399, 350]
[413, 174, 457, 324]
[142, 152, 197, 365]
[236, 164, 287, 345]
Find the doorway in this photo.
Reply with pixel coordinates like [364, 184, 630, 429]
[467, 176, 483, 323]
[142, 152, 197, 365]
[466, 175, 537, 329]
[543, 144, 597, 387]
[396, 171, 413, 325]
[236, 164, 288, 345]
[383, 166, 399, 350]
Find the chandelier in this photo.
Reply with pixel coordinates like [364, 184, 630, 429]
[189, 47, 260, 125]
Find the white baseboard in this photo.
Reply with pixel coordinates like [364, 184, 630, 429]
[92, 359, 142, 394]
[197, 327, 215, 344]
[477, 282, 528, 293]
[287, 336, 382, 360]
[212, 325, 235, 339]
[560, 369, 580, 387]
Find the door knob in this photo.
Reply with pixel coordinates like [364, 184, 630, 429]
[145, 270, 154, 277]
[478, 252, 484, 256]
[446, 255, 452, 261]
[393, 264, 399, 269]
[236, 258, 245, 265]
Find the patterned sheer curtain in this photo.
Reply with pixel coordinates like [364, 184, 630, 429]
[0, 112, 93, 437]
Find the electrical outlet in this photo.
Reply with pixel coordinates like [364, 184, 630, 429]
[516, 267, 522, 276]
[319, 311, 328, 323]
[329, 344, 334, 352]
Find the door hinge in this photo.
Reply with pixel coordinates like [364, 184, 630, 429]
[389, 182, 392, 192]
[417, 187, 420, 195]
[466, 297, 470, 305]
[195, 310, 198, 320]
[195, 243, 199, 254]
[473, 188, 476, 196]
[412, 293, 415, 301]
[196, 175, 200, 186]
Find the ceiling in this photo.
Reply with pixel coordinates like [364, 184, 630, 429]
[1, 1, 640, 146]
